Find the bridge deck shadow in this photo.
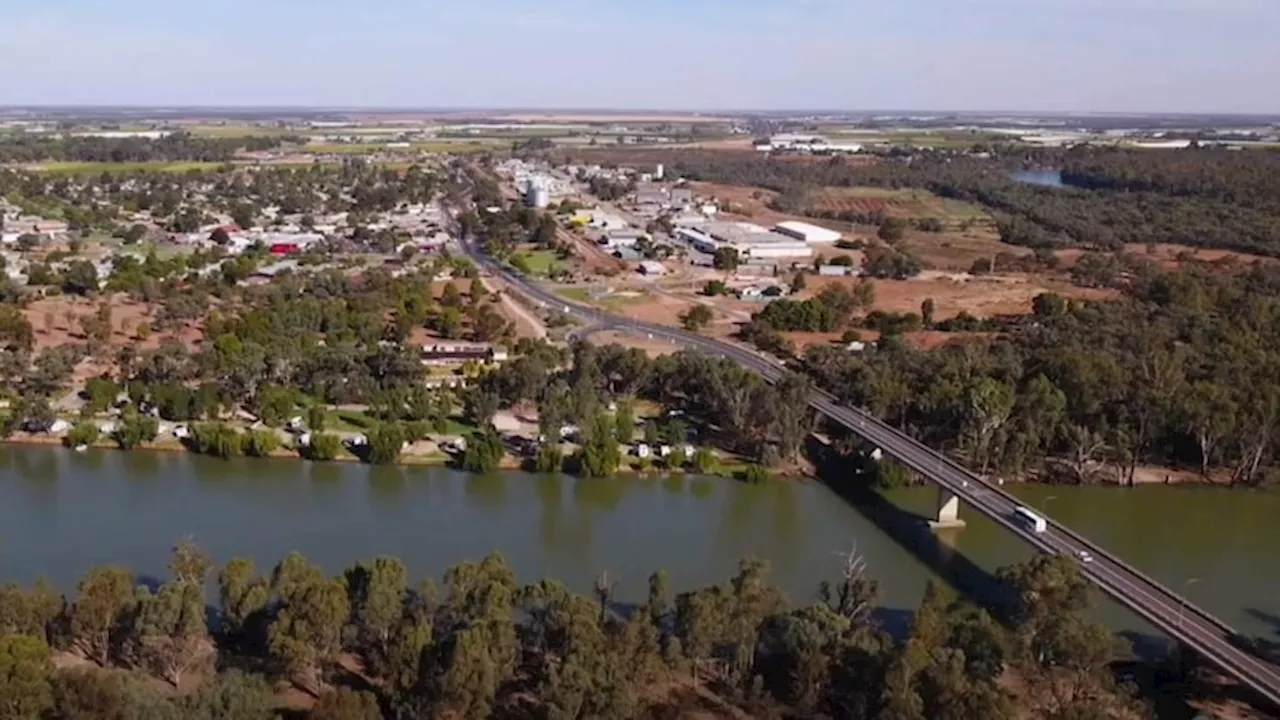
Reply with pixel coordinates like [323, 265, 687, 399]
[807, 438, 1015, 618]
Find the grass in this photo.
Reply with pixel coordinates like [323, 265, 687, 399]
[303, 140, 505, 155]
[28, 161, 228, 174]
[514, 250, 564, 276]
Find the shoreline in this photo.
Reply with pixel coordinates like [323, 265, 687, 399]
[0, 435, 1249, 489]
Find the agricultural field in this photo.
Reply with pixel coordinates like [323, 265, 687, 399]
[810, 186, 988, 222]
[22, 161, 229, 174]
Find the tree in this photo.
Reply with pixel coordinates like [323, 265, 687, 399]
[243, 429, 281, 458]
[1032, 292, 1068, 318]
[791, 271, 807, 294]
[366, 422, 406, 465]
[713, 246, 740, 272]
[209, 228, 231, 246]
[267, 556, 350, 695]
[217, 559, 269, 650]
[576, 413, 622, 478]
[460, 427, 505, 473]
[64, 422, 100, 448]
[62, 260, 99, 296]
[680, 304, 714, 331]
[128, 580, 212, 687]
[0, 635, 54, 720]
[344, 557, 407, 679]
[614, 398, 636, 444]
[305, 433, 342, 462]
[703, 280, 729, 296]
[878, 217, 908, 243]
[113, 410, 159, 450]
[306, 405, 327, 432]
[68, 566, 136, 666]
[921, 298, 936, 327]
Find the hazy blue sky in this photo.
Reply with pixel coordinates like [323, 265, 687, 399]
[3, 0, 1278, 112]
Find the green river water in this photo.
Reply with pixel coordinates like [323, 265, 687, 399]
[1, 445, 1277, 645]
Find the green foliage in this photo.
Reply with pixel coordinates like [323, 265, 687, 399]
[460, 427, 505, 473]
[188, 423, 244, 459]
[304, 433, 342, 462]
[679, 304, 714, 331]
[532, 443, 564, 473]
[306, 404, 327, 432]
[63, 422, 100, 448]
[67, 566, 135, 666]
[179, 670, 277, 720]
[690, 448, 718, 474]
[83, 376, 118, 414]
[666, 446, 687, 469]
[613, 398, 636, 444]
[702, 279, 729, 296]
[738, 463, 772, 484]
[113, 411, 159, 450]
[243, 429, 281, 458]
[366, 422, 406, 465]
[575, 413, 622, 479]
[0, 635, 54, 719]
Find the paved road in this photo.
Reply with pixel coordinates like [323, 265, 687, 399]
[460, 232, 1280, 710]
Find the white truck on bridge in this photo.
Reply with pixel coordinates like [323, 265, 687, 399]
[1012, 506, 1048, 533]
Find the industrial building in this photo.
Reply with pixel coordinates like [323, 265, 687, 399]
[677, 222, 814, 260]
[774, 220, 841, 244]
[755, 134, 863, 155]
[599, 229, 644, 249]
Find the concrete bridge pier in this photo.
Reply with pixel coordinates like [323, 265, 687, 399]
[928, 486, 967, 530]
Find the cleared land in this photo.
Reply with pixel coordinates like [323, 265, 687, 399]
[802, 273, 1118, 320]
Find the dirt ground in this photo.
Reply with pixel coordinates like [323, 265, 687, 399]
[1053, 242, 1278, 270]
[803, 273, 1118, 320]
[585, 329, 683, 356]
[686, 182, 851, 231]
[900, 228, 1027, 271]
[24, 294, 204, 384]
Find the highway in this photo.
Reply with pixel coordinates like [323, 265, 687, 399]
[460, 232, 1280, 710]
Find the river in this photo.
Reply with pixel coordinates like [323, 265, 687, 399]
[1, 446, 1277, 643]
[1011, 169, 1066, 187]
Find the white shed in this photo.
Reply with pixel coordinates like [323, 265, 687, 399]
[774, 221, 842, 244]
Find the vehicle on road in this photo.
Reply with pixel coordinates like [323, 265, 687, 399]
[1012, 506, 1048, 533]
[1078, 550, 1094, 563]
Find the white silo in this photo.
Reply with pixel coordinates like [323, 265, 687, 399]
[524, 177, 551, 208]
[654, 163, 665, 180]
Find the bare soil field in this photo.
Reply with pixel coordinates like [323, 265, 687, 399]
[900, 228, 1030, 271]
[804, 274, 1118, 321]
[687, 182, 852, 231]
[1054, 242, 1278, 270]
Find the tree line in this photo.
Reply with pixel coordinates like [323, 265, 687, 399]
[0, 133, 296, 164]
[0, 539, 1156, 719]
[798, 261, 1280, 486]
[628, 148, 1280, 257]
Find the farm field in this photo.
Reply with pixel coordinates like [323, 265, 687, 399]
[20, 161, 228, 174]
[810, 186, 989, 222]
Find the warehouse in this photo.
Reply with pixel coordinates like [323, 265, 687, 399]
[706, 222, 814, 260]
[774, 220, 842, 244]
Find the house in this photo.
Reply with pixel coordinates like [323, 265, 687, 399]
[600, 229, 643, 249]
[818, 264, 859, 277]
[420, 343, 509, 365]
[638, 261, 666, 276]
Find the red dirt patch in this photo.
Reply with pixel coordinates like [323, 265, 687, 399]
[804, 273, 1117, 320]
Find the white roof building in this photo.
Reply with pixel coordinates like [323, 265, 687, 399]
[774, 221, 841, 244]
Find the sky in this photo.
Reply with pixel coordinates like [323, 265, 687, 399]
[2, 0, 1279, 113]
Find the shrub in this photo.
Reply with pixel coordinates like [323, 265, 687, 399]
[690, 448, 717, 474]
[244, 429, 281, 458]
[532, 443, 564, 473]
[113, 413, 159, 450]
[738, 464, 772, 484]
[366, 423, 407, 465]
[305, 433, 342, 462]
[460, 428, 505, 473]
[666, 447, 687, 469]
[64, 422, 99, 448]
[189, 423, 244, 459]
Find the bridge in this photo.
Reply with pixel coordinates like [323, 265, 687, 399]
[456, 230, 1280, 708]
